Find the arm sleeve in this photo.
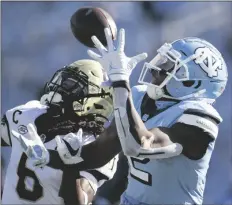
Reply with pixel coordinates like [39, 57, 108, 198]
[112, 82, 154, 156]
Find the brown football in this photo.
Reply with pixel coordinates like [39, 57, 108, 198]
[70, 7, 117, 48]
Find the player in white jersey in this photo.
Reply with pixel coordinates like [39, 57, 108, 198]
[1, 59, 118, 205]
[15, 29, 228, 204]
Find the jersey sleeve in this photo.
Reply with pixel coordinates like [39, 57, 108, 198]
[79, 155, 119, 194]
[176, 108, 221, 140]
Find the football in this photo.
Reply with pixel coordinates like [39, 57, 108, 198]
[70, 7, 117, 48]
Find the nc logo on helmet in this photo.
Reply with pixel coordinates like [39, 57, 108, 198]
[194, 47, 223, 78]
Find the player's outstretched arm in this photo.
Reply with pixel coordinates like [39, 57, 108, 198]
[47, 120, 121, 170]
[59, 126, 120, 205]
[87, 28, 183, 159]
[103, 81, 218, 160]
[87, 28, 219, 160]
[112, 82, 186, 159]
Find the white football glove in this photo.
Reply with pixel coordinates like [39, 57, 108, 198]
[87, 28, 148, 83]
[11, 123, 49, 168]
[55, 128, 84, 165]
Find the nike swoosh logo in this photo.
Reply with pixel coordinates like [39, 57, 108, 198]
[63, 139, 79, 156]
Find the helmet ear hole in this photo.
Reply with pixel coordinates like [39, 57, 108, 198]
[182, 80, 195, 87]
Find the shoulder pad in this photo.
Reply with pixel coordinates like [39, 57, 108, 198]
[183, 109, 221, 124]
[5, 101, 48, 138]
[6, 100, 47, 113]
[177, 108, 220, 139]
[12, 100, 47, 111]
[179, 100, 222, 122]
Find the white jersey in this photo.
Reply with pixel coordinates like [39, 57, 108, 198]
[1, 100, 64, 204]
[1, 100, 118, 204]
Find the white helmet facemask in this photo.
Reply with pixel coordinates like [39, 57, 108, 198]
[138, 43, 206, 100]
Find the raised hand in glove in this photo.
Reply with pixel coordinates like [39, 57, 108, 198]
[87, 28, 148, 83]
[12, 123, 49, 168]
[55, 128, 84, 165]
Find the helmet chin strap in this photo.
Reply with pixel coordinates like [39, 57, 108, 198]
[146, 85, 208, 101]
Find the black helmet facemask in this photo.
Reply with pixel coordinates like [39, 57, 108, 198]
[42, 66, 112, 135]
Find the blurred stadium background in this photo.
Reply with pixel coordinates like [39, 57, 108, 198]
[1, 1, 232, 204]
